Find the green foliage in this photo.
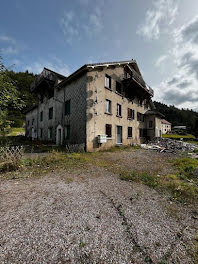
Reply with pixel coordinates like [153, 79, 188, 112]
[162, 134, 195, 139]
[154, 101, 198, 137]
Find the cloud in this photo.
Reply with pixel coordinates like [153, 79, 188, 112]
[0, 46, 18, 55]
[0, 35, 15, 43]
[155, 15, 198, 108]
[155, 54, 168, 67]
[25, 58, 70, 77]
[137, 0, 178, 40]
[60, 3, 104, 44]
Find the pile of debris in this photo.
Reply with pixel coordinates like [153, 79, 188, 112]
[141, 138, 198, 154]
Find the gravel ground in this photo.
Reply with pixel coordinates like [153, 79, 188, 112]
[0, 151, 197, 264]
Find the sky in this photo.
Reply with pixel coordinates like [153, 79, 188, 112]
[1, 0, 198, 111]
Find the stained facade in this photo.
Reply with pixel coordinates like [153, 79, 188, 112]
[25, 60, 163, 151]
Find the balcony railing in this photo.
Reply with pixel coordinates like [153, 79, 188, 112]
[122, 69, 154, 97]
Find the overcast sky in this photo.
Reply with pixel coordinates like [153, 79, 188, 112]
[1, 0, 198, 110]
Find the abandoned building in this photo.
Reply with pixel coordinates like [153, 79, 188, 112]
[161, 119, 171, 134]
[25, 59, 163, 151]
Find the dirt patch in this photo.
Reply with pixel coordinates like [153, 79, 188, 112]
[0, 161, 197, 263]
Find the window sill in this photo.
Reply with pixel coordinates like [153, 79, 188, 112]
[127, 118, 134, 121]
[115, 91, 123, 97]
[106, 137, 112, 140]
[116, 115, 122, 118]
[105, 112, 112, 115]
[104, 86, 112, 91]
[127, 137, 133, 139]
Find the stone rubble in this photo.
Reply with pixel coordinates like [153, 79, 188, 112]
[141, 138, 198, 154]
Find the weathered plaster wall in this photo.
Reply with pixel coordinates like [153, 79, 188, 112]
[86, 66, 151, 151]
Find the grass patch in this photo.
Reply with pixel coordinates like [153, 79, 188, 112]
[162, 134, 195, 139]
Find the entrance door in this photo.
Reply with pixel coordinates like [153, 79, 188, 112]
[116, 126, 122, 144]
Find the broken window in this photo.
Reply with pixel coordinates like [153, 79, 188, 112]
[117, 104, 122, 117]
[32, 119, 34, 125]
[40, 128, 43, 138]
[116, 81, 122, 94]
[49, 107, 53, 120]
[128, 127, 132, 138]
[105, 99, 112, 114]
[65, 100, 71, 115]
[105, 124, 112, 138]
[105, 74, 111, 89]
[137, 112, 144, 122]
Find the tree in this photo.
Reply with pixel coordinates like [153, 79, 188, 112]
[0, 57, 24, 134]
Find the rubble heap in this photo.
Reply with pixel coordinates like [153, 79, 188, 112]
[141, 138, 198, 154]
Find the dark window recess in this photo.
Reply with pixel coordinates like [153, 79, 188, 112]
[128, 108, 135, 119]
[40, 128, 43, 138]
[40, 111, 43, 122]
[65, 100, 71, 115]
[105, 74, 111, 89]
[48, 89, 54, 99]
[149, 120, 153, 128]
[32, 119, 34, 125]
[139, 128, 144, 137]
[143, 129, 147, 137]
[65, 125, 70, 139]
[137, 112, 144, 122]
[117, 104, 122, 117]
[116, 81, 122, 94]
[48, 128, 53, 139]
[49, 107, 53, 120]
[128, 127, 132, 138]
[27, 120, 30, 126]
[105, 124, 112, 138]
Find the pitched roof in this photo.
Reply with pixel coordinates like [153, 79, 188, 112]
[145, 110, 164, 118]
[43, 67, 67, 79]
[161, 119, 171, 125]
[58, 59, 137, 87]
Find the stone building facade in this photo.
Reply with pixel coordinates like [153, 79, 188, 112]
[25, 60, 163, 151]
[161, 119, 171, 134]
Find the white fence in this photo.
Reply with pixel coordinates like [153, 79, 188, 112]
[0, 146, 24, 161]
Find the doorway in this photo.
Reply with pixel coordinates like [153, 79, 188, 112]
[56, 125, 63, 145]
[116, 126, 122, 144]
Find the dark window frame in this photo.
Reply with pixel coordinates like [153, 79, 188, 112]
[105, 74, 112, 90]
[65, 125, 70, 139]
[105, 124, 112, 138]
[116, 81, 122, 94]
[40, 111, 43, 122]
[65, 100, 71, 116]
[128, 127, 132, 138]
[49, 107, 53, 120]
[105, 99, 112, 114]
[117, 103, 122, 117]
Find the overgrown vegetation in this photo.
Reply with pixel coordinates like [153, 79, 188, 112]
[162, 133, 195, 139]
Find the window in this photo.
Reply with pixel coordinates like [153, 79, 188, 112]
[117, 104, 122, 117]
[40, 111, 43, 122]
[65, 125, 70, 139]
[40, 128, 43, 138]
[105, 124, 112, 138]
[128, 127, 132, 138]
[27, 120, 30, 126]
[32, 119, 34, 125]
[116, 81, 122, 94]
[138, 99, 143, 107]
[48, 128, 53, 139]
[139, 128, 143, 137]
[149, 120, 153, 128]
[128, 108, 135, 120]
[65, 100, 71, 115]
[105, 99, 112, 114]
[105, 74, 111, 89]
[49, 107, 53, 120]
[48, 89, 54, 99]
[137, 112, 144, 122]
